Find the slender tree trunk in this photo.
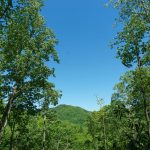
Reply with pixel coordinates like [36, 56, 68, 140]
[141, 86, 150, 138]
[0, 97, 13, 138]
[0, 87, 17, 141]
[56, 140, 60, 150]
[103, 116, 108, 150]
[9, 122, 15, 150]
[137, 55, 150, 138]
[42, 115, 46, 150]
[94, 141, 98, 150]
[64, 137, 69, 150]
[138, 67, 150, 138]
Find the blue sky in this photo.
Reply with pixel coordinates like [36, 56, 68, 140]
[42, 0, 127, 111]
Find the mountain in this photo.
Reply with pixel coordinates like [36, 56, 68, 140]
[53, 104, 90, 126]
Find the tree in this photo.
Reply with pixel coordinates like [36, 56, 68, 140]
[110, 0, 150, 142]
[0, 0, 60, 140]
[109, 0, 150, 67]
[97, 97, 108, 150]
[111, 70, 150, 149]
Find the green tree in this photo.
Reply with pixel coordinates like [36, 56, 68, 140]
[86, 1, 150, 149]
[110, 0, 150, 144]
[0, 0, 60, 140]
[112, 70, 150, 149]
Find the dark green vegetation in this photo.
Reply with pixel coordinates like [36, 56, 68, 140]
[53, 104, 90, 126]
[86, 0, 150, 149]
[0, 0, 150, 149]
[0, 107, 91, 150]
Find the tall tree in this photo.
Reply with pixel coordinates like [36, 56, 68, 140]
[0, 0, 60, 140]
[110, 0, 150, 139]
[97, 98, 108, 150]
[101, 0, 150, 148]
[114, 71, 150, 149]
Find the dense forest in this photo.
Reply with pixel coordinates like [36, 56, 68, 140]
[0, 0, 150, 149]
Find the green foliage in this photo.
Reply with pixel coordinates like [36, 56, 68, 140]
[1, 0, 150, 149]
[86, 1, 150, 150]
[0, 0, 61, 139]
[0, 0, 13, 19]
[53, 104, 90, 126]
[110, 0, 150, 67]
[0, 0, 60, 103]
[0, 108, 91, 150]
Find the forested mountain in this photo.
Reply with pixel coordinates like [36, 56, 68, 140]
[53, 104, 90, 126]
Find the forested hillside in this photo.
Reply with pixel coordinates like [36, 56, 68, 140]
[0, 0, 150, 149]
[53, 104, 90, 125]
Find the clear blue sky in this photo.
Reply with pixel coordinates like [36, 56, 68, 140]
[42, 0, 127, 111]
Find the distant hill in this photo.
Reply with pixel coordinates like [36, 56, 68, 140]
[53, 104, 90, 126]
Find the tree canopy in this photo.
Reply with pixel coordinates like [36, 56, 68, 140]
[0, 0, 61, 140]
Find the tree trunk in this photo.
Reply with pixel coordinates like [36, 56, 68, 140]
[9, 122, 15, 150]
[103, 116, 108, 150]
[0, 96, 13, 140]
[138, 68, 150, 138]
[56, 140, 60, 150]
[142, 87, 150, 138]
[137, 56, 150, 138]
[0, 87, 17, 142]
[94, 142, 98, 150]
[42, 115, 46, 150]
[64, 137, 69, 150]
